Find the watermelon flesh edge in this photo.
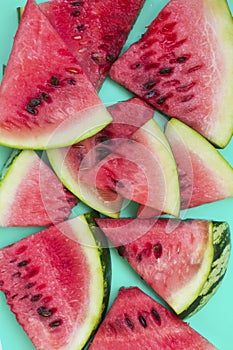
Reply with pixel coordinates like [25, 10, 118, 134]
[0, 150, 78, 226]
[0, 0, 112, 149]
[39, 0, 145, 90]
[89, 287, 218, 350]
[0, 215, 111, 350]
[109, 0, 233, 147]
[47, 98, 155, 217]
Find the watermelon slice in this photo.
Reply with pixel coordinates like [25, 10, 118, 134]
[39, 0, 145, 90]
[89, 287, 218, 349]
[165, 118, 233, 209]
[96, 218, 230, 317]
[109, 0, 233, 147]
[0, 149, 78, 226]
[0, 213, 111, 350]
[80, 118, 180, 216]
[47, 98, 154, 217]
[0, 0, 112, 149]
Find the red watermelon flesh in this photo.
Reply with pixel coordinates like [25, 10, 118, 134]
[89, 287, 217, 350]
[109, 0, 233, 147]
[40, 0, 145, 90]
[0, 0, 112, 149]
[0, 150, 77, 226]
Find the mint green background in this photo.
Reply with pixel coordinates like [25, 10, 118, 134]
[0, 0, 233, 349]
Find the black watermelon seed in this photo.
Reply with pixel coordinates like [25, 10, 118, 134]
[72, 1, 83, 6]
[31, 294, 42, 302]
[151, 308, 161, 325]
[125, 317, 134, 330]
[157, 96, 166, 105]
[136, 253, 142, 262]
[26, 283, 35, 289]
[159, 67, 172, 75]
[41, 92, 50, 101]
[77, 24, 84, 32]
[28, 98, 41, 107]
[176, 56, 187, 63]
[49, 319, 62, 328]
[71, 10, 81, 17]
[51, 76, 59, 86]
[153, 243, 162, 259]
[145, 91, 155, 99]
[66, 78, 76, 85]
[139, 315, 147, 328]
[143, 81, 156, 90]
[96, 135, 111, 144]
[130, 63, 142, 69]
[11, 294, 18, 299]
[17, 260, 28, 267]
[26, 105, 37, 115]
[37, 307, 53, 317]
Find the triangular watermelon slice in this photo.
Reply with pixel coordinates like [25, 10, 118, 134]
[39, 0, 145, 90]
[165, 118, 233, 209]
[47, 98, 154, 217]
[79, 118, 180, 216]
[0, 150, 78, 226]
[96, 218, 230, 318]
[0, 0, 112, 149]
[109, 0, 233, 147]
[89, 287, 218, 349]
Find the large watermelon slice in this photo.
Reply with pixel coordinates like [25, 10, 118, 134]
[0, 0, 112, 149]
[80, 118, 180, 216]
[0, 149, 78, 226]
[39, 0, 145, 90]
[89, 287, 218, 349]
[96, 218, 230, 318]
[165, 118, 233, 209]
[109, 0, 233, 147]
[47, 98, 154, 217]
[0, 213, 111, 350]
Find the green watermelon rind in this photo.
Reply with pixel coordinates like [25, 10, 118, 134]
[180, 221, 231, 319]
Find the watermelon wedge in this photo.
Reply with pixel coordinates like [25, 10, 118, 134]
[0, 213, 111, 350]
[80, 119, 180, 216]
[109, 0, 233, 147]
[0, 0, 112, 149]
[0, 150, 78, 226]
[89, 287, 218, 349]
[165, 118, 233, 209]
[96, 218, 230, 317]
[39, 0, 145, 90]
[47, 98, 154, 217]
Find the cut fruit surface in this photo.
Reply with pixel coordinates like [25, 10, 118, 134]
[89, 287, 218, 349]
[0, 0, 112, 149]
[0, 150, 77, 226]
[110, 0, 233, 147]
[0, 213, 111, 350]
[47, 98, 154, 217]
[96, 218, 231, 317]
[165, 118, 233, 209]
[80, 118, 180, 216]
[40, 0, 145, 90]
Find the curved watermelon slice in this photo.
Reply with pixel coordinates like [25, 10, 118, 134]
[39, 0, 145, 90]
[89, 287, 218, 349]
[0, 0, 112, 149]
[0, 149, 77, 226]
[165, 118, 233, 209]
[47, 98, 154, 217]
[109, 0, 233, 147]
[80, 118, 180, 216]
[96, 218, 230, 317]
[0, 213, 111, 350]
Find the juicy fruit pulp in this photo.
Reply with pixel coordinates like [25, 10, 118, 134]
[40, 0, 145, 90]
[0, 0, 112, 149]
[96, 218, 231, 317]
[0, 150, 77, 226]
[110, 0, 233, 147]
[47, 98, 154, 217]
[0, 214, 111, 350]
[165, 118, 233, 209]
[89, 287, 218, 349]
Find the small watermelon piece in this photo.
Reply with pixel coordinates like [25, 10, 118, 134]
[47, 98, 154, 217]
[0, 0, 112, 149]
[0, 213, 111, 350]
[80, 119, 180, 216]
[89, 287, 218, 349]
[39, 0, 145, 90]
[0, 149, 78, 226]
[165, 118, 233, 209]
[109, 0, 233, 147]
[96, 218, 231, 317]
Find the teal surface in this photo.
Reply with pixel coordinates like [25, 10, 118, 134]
[0, 0, 233, 349]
